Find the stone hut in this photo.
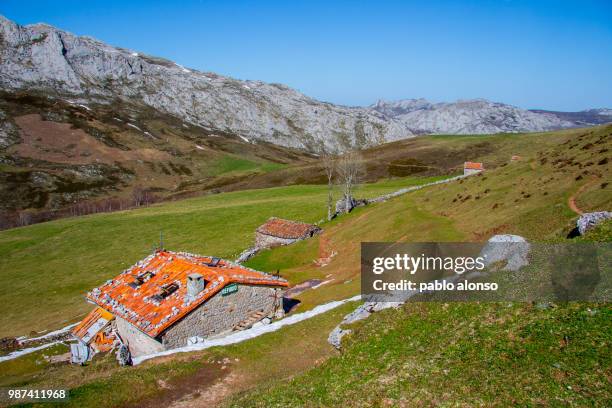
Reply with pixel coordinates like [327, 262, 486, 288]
[72, 250, 288, 359]
[255, 217, 321, 249]
[464, 161, 484, 176]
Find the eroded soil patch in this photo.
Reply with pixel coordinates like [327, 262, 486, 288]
[12, 114, 170, 165]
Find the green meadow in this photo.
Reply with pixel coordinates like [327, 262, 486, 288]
[0, 125, 609, 407]
[0, 175, 446, 338]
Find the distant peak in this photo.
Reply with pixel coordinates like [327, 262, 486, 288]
[370, 98, 433, 116]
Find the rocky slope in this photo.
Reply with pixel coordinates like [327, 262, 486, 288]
[0, 15, 411, 152]
[370, 98, 581, 135]
[0, 91, 323, 225]
[530, 108, 612, 127]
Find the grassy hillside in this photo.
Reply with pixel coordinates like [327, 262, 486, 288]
[228, 126, 611, 407]
[7, 90, 599, 228]
[244, 124, 611, 310]
[0, 124, 609, 407]
[230, 302, 611, 407]
[0, 175, 445, 338]
[0, 91, 313, 217]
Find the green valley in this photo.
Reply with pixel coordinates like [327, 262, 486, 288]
[0, 124, 610, 407]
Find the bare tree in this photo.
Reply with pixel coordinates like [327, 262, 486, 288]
[132, 185, 145, 207]
[17, 210, 33, 227]
[336, 150, 364, 213]
[321, 150, 336, 221]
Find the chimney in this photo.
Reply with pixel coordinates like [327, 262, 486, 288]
[186, 273, 205, 298]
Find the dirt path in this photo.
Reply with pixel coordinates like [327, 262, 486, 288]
[568, 176, 599, 215]
[129, 360, 230, 408]
[168, 371, 243, 408]
[314, 234, 337, 267]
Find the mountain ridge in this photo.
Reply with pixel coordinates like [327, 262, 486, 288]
[369, 98, 611, 135]
[0, 15, 411, 152]
[2, 15, 610, 152]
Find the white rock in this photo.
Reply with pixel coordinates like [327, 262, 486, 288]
[328, 327, 351, 349]
[480, 234, 530, 272]
[577, 212, 612, 235]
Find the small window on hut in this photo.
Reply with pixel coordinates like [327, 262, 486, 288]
[151, 283, 179, 302]
[128, 271, 155, 288]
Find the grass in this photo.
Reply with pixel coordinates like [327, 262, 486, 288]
[241, 125, 611, 310]
[228, 302, 611, 407]
[416, 132, 610, 239]
[0, 91, 320, 211]
[208, 155, 287, 176]
[0, 343, 69, 387]
[0, 125, 609, 407]
[577, 219, 612, 242]
[0, 175, 443, 338]
[0, 301, 358, 407]
[226, 126, 611, 407]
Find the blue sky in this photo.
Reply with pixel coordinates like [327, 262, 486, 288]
[2, 0, 611, 111]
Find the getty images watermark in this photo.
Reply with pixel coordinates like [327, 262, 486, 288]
[361, 242, 611, 302]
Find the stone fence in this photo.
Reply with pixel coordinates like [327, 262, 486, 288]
[366, 174, 469, 205]
[236, 173, 471, 264]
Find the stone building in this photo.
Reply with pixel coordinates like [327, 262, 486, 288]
[464, 161, 484, 176]
[255, 217, 321, 249]
[72, 250, 287, 359]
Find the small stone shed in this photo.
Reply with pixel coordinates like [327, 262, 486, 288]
[255, 217, 322, 249]
[464, 161, 484, 176]
[72, 250, 288, 358]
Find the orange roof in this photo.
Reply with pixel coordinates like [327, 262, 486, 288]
[86, 250, 288, 338]
[464, 161, 484, 170]
[256, 217, 321, 239]
[72, 307, 114, 344]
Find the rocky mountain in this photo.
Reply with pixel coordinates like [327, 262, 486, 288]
[370, 98, 584, 135]
[530, 108, 612, 127]
[0, 15, 411, 152]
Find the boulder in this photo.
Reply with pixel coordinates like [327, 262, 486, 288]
[70, 341, 90, 365]
[328, 327, 352, 350]
[327, 301, 403, 349]
[577, 211, 611, 235]
[335, 195, 357, 214]
[335, 195, 368, 215]
[480, 234, 530, 272]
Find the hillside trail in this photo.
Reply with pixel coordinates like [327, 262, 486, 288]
[166, 370, 241, 408]
[568, 176, 599, 215]
[128, 360, 230, 408]
[315, 234, 336, 267]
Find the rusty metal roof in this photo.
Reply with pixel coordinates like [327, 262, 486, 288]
[72, 307, 114, 344]
[256, 217, 321, 239]
[86, 250, 288, 338]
